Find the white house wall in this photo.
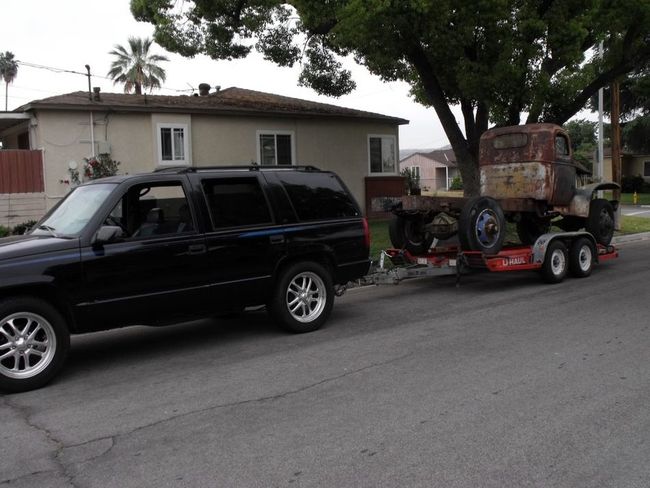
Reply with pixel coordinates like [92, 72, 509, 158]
[32, 110, 399, 212]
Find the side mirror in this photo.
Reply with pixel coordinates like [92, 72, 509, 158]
[92, 225, 124, 247]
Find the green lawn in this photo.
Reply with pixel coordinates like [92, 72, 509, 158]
[369, 214, 650, 259]
[603, 192, 650, 205]
[619, 192, 650, 205]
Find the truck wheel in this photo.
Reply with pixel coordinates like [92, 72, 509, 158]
[541, 241, 569, 283]
[269, 261, 334, 333]
[0, 297, 70, 393]
[459, 196, 506, 254]
[586, 199, 614, 245]
[516, 215, 551, 245]
[569, 237, 595, 278]
[389, 216, 434, 254]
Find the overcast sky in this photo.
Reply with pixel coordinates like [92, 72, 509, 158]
[0, 0, 464, 150]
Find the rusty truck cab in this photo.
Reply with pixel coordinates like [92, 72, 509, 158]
[478, 123, 583, 208]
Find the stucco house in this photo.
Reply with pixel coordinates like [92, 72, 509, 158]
[600, 147, 650, 183]
[0, 86, 408, 226]
[399, 148, 460, 191]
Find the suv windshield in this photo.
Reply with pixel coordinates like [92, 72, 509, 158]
[32, 183, 116, 237]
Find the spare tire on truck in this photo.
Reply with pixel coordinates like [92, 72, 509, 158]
[458, 196, 506, 255]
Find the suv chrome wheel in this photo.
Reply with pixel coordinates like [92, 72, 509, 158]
[270, 261, 334, 333]
[286, 272, 327, 323]
[0, 298, 70, 393]
[0, 312, 57, 379]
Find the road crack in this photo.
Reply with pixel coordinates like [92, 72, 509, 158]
[75, 352, 414, 453]
[2, 396, 80, 488]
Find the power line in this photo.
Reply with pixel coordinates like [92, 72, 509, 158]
[16, 60, 195, 94]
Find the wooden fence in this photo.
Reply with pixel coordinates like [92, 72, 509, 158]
[0, 150, 45, 194]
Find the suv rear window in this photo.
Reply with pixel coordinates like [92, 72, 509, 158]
[202, 177, 272, 229]
[277, 172, 360, 221]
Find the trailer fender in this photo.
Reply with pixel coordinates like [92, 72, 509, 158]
[532, 232, 598, 265]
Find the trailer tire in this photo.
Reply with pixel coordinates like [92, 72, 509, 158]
[516, 214, 551, 245]
[586, 199, 614, 245]
[569, 237, 595, 278]
[459, 196, 506, 255]
[541, 240, 569, 283]
[389, 216, 434, 255]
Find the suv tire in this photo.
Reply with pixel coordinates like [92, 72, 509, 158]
[269, 261, 334, 333]
[0, 297, 70, 393]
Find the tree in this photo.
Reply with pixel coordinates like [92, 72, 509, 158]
[0, 51, 18, 111]
[107, 37, 169, 95]
[563, 119, 597, 171]
[131, 0, 650, 195]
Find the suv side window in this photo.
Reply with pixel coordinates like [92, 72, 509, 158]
[105, 181, 195, 239]
[202, 177, 272, 229]
[276, 172, 360, 221]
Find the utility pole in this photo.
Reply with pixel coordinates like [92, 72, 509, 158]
[611, 79, 622, 230]
[597, 42, 604, 185]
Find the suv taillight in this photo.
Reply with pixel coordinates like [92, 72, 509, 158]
[362, 217, 370, 250]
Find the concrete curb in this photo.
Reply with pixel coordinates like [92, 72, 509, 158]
[612, 232, 650, 245]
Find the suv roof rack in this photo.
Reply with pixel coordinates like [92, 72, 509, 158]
[154, 165, 322, 174]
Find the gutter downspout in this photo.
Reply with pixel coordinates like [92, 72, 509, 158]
[89, 111, 96, 157]
[445, 166, 449, 190]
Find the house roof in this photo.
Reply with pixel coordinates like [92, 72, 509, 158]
[402, 148, 457, 166]
[14, 87, 409, 125]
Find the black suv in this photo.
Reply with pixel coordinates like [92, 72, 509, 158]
[0, 166, 370, 392]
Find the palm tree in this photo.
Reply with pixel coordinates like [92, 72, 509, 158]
[0, 51, 18, 111]
[107, 37, 168, 95]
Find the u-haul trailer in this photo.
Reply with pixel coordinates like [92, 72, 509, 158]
[371, 231, 618, 286]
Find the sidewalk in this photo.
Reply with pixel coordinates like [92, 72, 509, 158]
[613, 231, 650, 244]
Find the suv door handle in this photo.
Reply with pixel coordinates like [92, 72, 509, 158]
[269, 234, 285, 244]
[187, 244, 207, 255]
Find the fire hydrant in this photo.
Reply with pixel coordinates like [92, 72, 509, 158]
[633, 191, 639, 205]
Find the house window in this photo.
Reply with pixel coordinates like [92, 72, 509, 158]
[368, 135, 397, 174]
[644, 161, 650, 177]
[411, 166, 421, 179]
[158, 124, 189, 165]
[257, 131, 294, 166]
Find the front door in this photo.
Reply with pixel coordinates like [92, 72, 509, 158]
[76, 178, 210, 330]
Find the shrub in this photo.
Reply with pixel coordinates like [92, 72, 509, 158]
[83, 153, 120, 180]
[400, 167, 420, 194]
[0, 226, 10, 238]
[449, 175, 463, 191]
[12, 219, 37, 235]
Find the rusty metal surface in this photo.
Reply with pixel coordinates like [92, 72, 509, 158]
[480, 162, 550, 200]
[370, 195, 467, 214]
[479, 123, 572, 166]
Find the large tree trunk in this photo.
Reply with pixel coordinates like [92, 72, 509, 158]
[407, 46, 482, 196]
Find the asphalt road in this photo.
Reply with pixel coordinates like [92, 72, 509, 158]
[2, 240, 650, 488]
